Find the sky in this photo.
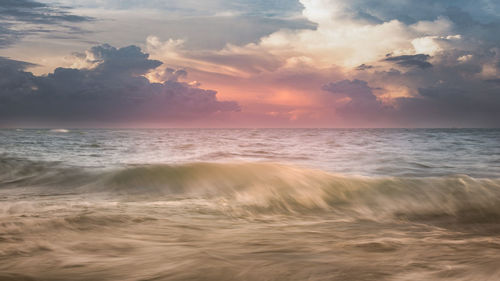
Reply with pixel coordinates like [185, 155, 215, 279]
[0, 0, 500, 128]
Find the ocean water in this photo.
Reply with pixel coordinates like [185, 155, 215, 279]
[0, 129, 499, 281]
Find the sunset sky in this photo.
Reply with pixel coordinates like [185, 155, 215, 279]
[1, 0, 500, 127]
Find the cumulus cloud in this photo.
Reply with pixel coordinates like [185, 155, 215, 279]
[322, 79, 391, 125]
[323, 79, 377, 101]
[0, 44, 239, 126]
[145, 0, 467, 77]
[322, 75, 500, 127]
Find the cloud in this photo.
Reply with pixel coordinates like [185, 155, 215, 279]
[140, 0, 500, 127]
[0, 44, 239, 126]
[345, 0, 500, 25]
[323, 79, 377, 101]
[384, 54, 433, 69]
[2, 0, 500, 127]
[0, 56, 37, 98]
[396, 84, 500, 127]
[0, 22, 20, 47]
[356, 64, 374, 71]
[48, 0, 306, 18]
[322, 76, 500, 127]
[485, 78, 500, 84]
[0, 0, 91, 23]
[33, 0, 315, 52]
[168, 0, 500, 127]
[322, 79, 391, 125]
[145, 0, 461, 76]
[0, 56, 37, 70]
[0, 0, 93, 47]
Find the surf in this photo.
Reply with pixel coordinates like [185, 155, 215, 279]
[2, 157, 500, 224]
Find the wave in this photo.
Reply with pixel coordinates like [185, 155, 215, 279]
[1, 157, 500, 223]
[0, 157, 95, 189]
[50, 129, 70, 133]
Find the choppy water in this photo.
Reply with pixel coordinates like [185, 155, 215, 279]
[0, 129, 499, 281]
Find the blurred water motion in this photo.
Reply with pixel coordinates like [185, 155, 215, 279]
[1, 129, 499, 280]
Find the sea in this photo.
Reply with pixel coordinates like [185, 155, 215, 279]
[0, 128, 499, 281]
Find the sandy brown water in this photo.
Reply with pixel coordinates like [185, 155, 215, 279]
[1, 129, 500, 280]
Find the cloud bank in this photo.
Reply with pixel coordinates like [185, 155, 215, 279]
[0, 45, 239, 126]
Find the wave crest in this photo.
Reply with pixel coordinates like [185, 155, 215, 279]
[2, 158, 500, 222]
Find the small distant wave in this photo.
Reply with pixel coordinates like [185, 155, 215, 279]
[80, 143, 101, 148]
[409, 162, 433, 169]
[197, 150, 310, 161]
[173, 143, 195, 150]
[50, 129, 70, 133]
[1, 156, 500, 224]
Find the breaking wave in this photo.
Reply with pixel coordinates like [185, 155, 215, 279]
[1, 156, 500, 223]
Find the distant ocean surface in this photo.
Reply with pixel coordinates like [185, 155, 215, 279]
[1, 129, 499, 281]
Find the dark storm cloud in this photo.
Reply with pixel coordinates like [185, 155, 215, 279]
[395, 85, 500, 127]
[323, 79, 377, 102]
[0, 45, 239, 126]
[0, 56, 37, 70]
[389, 49, 500, 127]
[323, 73, 500, 127]
[0, 56, 37, 98]
[384, 54, 433, 69]
[322, 80, 390, 125]
[485, 79, 500, 84]
[0, 0, 92, 47]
